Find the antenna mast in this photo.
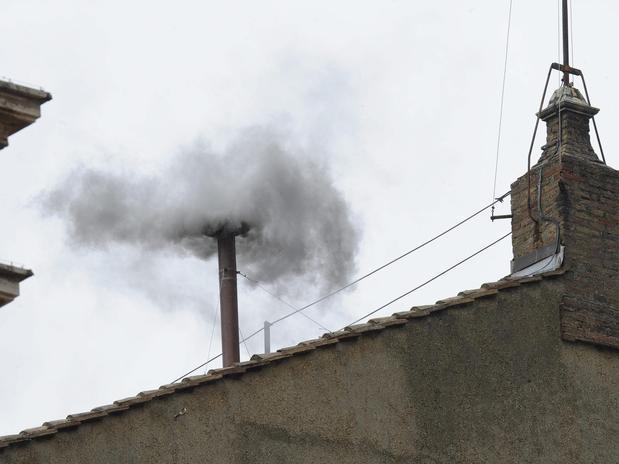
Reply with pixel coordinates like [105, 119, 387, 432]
[562, 0, 570, 85]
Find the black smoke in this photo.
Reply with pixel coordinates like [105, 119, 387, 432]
[43, 127, 359, 291]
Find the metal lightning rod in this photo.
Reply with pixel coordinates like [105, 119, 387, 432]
[562, 0, 570, 85]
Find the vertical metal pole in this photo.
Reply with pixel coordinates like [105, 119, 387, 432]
[217, 234, 240, 367]
[264, 321, 271, 353]
[562, 0, 570, 85]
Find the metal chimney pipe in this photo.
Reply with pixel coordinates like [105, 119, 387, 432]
[217, 234, 240, 367]
[264, 321, 272, 353]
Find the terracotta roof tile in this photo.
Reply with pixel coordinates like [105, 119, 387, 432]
[66, 410, 108, 423]
[342, 322, 381, 334]
[113, 395, 152, 407]
[92, 404, 129, 414]
[393, 306, 434, 319]
[298, 337, 340, 349]
[19, 427, 57, 439]
[277, 344, 316, 356]
[435, 296, 476, 307]
[367, 316, 407, 327]
[136, 388, 175, 400]
[322, 329, 348, 339]
[157, 381, 196, 392]
[458, 288, 499, 299]
[41, 419, 80, 430]
[207, 365, 247, 377]
[249, 352, 291, 362]
[0, 434, 24, 449]
[185, 373, 224, 385]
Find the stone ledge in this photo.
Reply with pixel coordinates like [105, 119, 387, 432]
[0, 79, 51, 150]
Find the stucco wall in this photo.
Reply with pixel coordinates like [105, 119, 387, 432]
[2, 278, 618, 463]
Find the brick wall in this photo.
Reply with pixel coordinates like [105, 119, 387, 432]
[510, 86, 619, 349]
[558, 155, 619, 347]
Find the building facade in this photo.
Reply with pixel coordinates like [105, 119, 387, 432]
[0, 79, 51, 308]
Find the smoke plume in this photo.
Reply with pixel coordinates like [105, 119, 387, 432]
[44, 127, 359, 291]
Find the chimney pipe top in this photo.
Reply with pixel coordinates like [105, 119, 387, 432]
[203, 221, 250, 238]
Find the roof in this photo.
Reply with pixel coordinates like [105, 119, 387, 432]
[0, 268, 567, 451]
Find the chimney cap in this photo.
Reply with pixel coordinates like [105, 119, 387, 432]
[203, 221, 250, 238]
[538, 84, 599, 121]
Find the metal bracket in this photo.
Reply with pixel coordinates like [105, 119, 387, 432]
[491, 214, 513, 221]
[551, 62, 582, 77]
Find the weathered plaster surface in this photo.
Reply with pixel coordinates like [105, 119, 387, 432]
[3, 278, 617, 463]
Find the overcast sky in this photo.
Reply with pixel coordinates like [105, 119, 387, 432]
[1, 0, 617, 436]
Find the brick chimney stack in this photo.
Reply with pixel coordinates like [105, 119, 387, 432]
[510, 83, 619, 349]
